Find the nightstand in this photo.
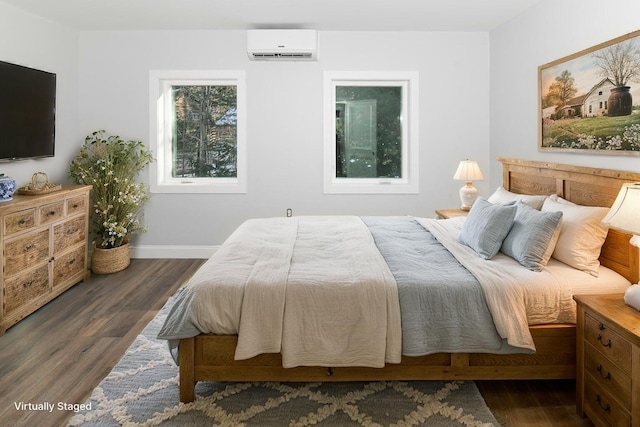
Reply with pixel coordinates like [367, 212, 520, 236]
[574, 294, 640, 427]
[435, 208, 469, 219]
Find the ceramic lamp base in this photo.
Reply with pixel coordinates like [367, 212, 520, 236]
[459, 182, 478, 211]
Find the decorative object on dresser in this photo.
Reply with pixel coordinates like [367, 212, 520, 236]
[0, 185, 91, 334]
[0, 174, 16, 202]
[602, 182, 640, 311]
[453, 159, 484, 210]
[68, 130, 153, 274]
[16, 171, 61, 195]
[574, 294, 640, 427]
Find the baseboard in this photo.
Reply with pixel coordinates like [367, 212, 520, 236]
[128, 245, 219, 259]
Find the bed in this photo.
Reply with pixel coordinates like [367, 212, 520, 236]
[160, 158, 640, 403]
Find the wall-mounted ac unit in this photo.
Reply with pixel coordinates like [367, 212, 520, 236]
[247, 29, 318, 61]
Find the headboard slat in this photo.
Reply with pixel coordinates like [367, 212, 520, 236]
[498, 157, 640, 284]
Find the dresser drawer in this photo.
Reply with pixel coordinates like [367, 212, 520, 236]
[4, 229, 50, 277]
[3, 208, 36, 236]
[53, 216, 86, 254]
[39, 201, 65, 225]
[4, 265, 50, 316]
[584, 381, 631, 427]
[585, 345, 631, 409]
[585, 313, 632, 374]
[66, 195, 87, 215]
[53, 245, 86, 287]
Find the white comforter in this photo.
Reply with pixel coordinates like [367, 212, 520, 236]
[173, 216, 402, 368]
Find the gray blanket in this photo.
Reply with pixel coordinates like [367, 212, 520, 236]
[362, 216, 528, 355]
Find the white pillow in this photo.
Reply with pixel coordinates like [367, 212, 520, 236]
[488, 186, 547, 210]
[541, 197, 609, 276]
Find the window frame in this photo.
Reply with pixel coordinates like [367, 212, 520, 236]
[323, 71, 419, 194]
[149, 70, 247, 194]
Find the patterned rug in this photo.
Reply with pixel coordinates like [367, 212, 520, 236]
[68, 297, 500, 427]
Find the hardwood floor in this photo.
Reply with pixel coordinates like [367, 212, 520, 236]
[0, 258, 204, 427]
[0, 258, 595, 427]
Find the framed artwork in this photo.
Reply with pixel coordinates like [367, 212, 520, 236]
[539, 29, 640, 155]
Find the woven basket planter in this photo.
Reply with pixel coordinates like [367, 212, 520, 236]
[91, 240, 131, 274]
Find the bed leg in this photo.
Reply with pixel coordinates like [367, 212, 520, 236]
[179, 337, 196, 403]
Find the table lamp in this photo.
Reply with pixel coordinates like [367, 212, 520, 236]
[601, 182, 640, 310]
[453, 160, 484, 211]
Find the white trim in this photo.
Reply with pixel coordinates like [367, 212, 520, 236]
[149, 70, 247, 194]
[323, 71, 419, 194]
[126, 244, 219, 259]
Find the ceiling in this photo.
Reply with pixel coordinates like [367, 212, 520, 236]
[0, 0, 542, 32]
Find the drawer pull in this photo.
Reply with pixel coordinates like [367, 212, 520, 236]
[47, 210, 56, 216]
[597, 334, 612, 348]
[25, 243, 34, 251]
[72, 203, 79, 208]
[23, 280, 33, 287]
[19, 218, 27, 226]
[595, 395, 611, 413]
[596, 364, 611, 380]
[598, 322, 606, 331]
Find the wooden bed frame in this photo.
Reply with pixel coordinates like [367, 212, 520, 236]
[177, 158, 640, 402]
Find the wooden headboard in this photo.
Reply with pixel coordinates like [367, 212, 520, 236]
[498, 157, 640, 284]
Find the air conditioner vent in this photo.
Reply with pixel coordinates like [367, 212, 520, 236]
[247, 30, 318, 61]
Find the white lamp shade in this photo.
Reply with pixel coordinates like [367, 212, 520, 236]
[602, 183, 640, 235]
[453, 160, 484, 182]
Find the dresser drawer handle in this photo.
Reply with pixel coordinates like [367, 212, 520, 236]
[25, 243, 34, 251]
[595, 395, 611, 413]
[596, 365, 611, 380]
[18, 218, 27, 226]
[597, 334, 612, 348]
[23, 280, 33, 288]
[47, 210, 57, 216]
[598, 322, 606, 331]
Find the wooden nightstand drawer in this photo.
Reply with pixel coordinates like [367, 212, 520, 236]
[584, 381, 631, 427]
[585, 313, 632, 374]
[3, 208, 36, 236]
[585, 345, 631, 408]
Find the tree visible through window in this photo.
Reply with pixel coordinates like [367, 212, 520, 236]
[171, 85, 237, 178]
[149, 70, 246, 194]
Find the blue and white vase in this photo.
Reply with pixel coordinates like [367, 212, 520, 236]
[0, 175, 17, 202]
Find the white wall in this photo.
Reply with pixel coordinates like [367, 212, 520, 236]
[0, 2, 79, 185]
[78, 30, 490, 252]
[490, 0, 640, 187]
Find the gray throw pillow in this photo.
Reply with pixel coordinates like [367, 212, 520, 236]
[459, 197, 517, 259]
[501, 201, 563, 271]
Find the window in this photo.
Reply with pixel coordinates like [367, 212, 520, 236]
[323, 72, 419, 194]
[149, 70, 246, 193]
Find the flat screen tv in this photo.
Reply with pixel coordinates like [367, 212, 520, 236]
[0, 60, 56, 161]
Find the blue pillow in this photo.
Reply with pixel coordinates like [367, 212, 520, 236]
[459, 197, 517, 259]
[501, 201, 563, 271]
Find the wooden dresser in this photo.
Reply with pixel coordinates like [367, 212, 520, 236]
[574, 294, 640, 427]
[1, 185, 91, 334]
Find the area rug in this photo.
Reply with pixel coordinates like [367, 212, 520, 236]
[68, 297, 501, 427]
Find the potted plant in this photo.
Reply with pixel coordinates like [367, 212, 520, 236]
[69, 130, 153, 274]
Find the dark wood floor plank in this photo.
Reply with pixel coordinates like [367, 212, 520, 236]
[0, 258, 596, 427]
[0, 258, 203, 427]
